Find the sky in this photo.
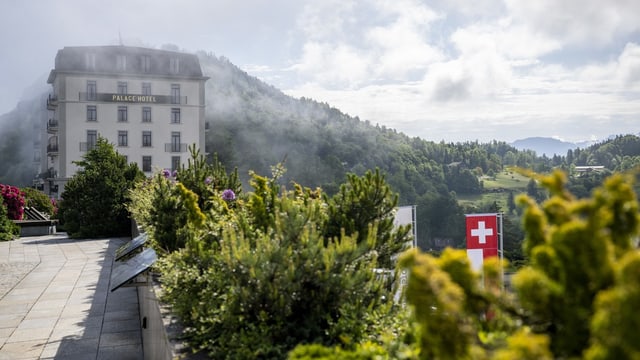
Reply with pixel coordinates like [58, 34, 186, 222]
[1, 0, 639, 143]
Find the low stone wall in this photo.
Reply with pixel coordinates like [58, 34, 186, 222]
[14, 220, 57, 237]
[137, 275, 208, 360]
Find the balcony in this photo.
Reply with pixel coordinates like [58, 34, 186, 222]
[47, 144, 58, 155]
[165, 143, 187, 153]
[47, 119, 58, 133]
[46, 95, 58, 110]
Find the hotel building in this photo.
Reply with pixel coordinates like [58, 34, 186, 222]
[42, 46, 208, 196]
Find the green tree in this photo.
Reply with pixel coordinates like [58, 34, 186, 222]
[325, 168, 412, 268]
[507, 190, 516, 214]
[58, 137, 143, 238]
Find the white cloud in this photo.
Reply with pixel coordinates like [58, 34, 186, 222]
[2, 0, 640, 143]
[291, 0, 443, 88]
[616, 42, 640, 87]
[505, 0, 640, 46]
[292, 42, 370, 88]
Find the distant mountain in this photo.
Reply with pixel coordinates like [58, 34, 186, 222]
[510, 137, 596, 157]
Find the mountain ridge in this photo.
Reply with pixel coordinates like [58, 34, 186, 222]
[511, 137, 599, 157]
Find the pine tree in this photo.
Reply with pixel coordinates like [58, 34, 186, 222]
[58, 137, 143, 238]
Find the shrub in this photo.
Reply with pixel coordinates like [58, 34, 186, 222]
[0, 184, 25, 220]
[0, 202, 19, 241]
[21, 187, 55, 217]
[129, 161, 412, 359]
[158, 170, 400, 359]
[301, 170, 640, 359]
[128, 148, 241, 253]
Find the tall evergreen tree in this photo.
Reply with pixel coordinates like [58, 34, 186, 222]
[58, 137, 143, 238]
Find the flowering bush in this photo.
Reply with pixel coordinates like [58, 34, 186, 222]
[0, 184, 25, 220]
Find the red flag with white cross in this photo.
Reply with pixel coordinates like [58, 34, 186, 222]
[465, 213, 499, 271]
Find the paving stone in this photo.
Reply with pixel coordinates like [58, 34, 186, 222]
[0, 339, 46, 359]
[0, 236, 143, 360]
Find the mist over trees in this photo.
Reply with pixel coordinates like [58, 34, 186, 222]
[1, 49, 640, 250]
[0, 93, 47, 186]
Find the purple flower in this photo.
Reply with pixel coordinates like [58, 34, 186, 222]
[222, 189, 236, 201]
[172, 170, 178, 178]
[162, 169, 171, 178]
[205, 176, 213, 185]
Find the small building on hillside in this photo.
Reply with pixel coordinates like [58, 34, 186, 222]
[574, 166, 605, 176]
[40, 45, 209, 197]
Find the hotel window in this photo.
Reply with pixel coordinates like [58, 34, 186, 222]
[171, 156, 180, 171]
[85, 53, 96, 69]
[171, 131, 181, 152]
[142, 82, 151, 96]
[142, 107, 152, 122]
[87, 105, 97, 122]
[142, 131, 152, 147]
[117, 54, 126, 71]
[118, 131, 128, 147]
[170, 84, 180, 104]
[87, 130, 97, 150]
[118, 130, 129, 146]
[169, 57, 180, 73]
[141, 55, 151, 73]
[117, 81, 128, 95]
[118, 106, 128, 122]
[142, 156, 152, 172]
[87, 80, 97, 101]
[171, 108, 180, 124]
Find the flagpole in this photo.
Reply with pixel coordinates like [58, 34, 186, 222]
[498, 212, 504, 290]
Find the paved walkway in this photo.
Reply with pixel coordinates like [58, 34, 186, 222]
[0, 234, 143, 360]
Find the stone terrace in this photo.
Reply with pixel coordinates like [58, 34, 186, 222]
[0, 234, 143, 359]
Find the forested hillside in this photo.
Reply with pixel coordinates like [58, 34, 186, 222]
[1, 50, 639, 252]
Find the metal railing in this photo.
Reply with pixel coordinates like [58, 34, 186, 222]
[164, 143, 187, 153]
[47, 119, 58, 133]
[46, 95, 58, 110]
[79, 142, 96, 152]
[47, 144, 59, 154]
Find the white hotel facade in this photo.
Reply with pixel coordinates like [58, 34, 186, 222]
[42, 46, 208, 196]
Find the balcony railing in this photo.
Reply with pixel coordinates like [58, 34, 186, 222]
[79, 142, 96, 152]
[165, 143, 187, 153]
[47, 144, 59, 154]
[46, 95, 58, 110]
[47, 119, 58, 133]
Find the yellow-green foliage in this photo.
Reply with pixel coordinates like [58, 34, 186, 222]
[175, 182, 205, 227]
[399, 248, 485, 360]
[585, 251, 640, 359]
[394, 169, 640, 360]
[493, 328, 552, 360]
[149, 166, 411, 359]
[514, 170, 640, 358]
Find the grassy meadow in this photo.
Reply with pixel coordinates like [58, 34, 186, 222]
[458, 169, 530, 210]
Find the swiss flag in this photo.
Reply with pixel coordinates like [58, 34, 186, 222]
[465, 214, 498, 270]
